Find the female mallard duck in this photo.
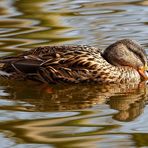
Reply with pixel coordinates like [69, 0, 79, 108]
[0, 39, 147, 84]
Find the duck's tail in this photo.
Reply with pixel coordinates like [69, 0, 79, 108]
[0, 57, 16, 78]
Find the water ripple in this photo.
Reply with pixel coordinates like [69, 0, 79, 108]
[0, 0, 148, 147]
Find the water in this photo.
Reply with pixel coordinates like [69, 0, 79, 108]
[0, 0, 148, 147]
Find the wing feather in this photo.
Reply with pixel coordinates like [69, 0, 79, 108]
[0, 45, 102, 83]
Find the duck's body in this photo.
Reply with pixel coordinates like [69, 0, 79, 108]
[0, 39, 147, 84]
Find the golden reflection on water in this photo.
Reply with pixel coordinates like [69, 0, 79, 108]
[0, 0, 81, 54]
[0, 80, 147, 120]
[4, 82, 147, 121]
[14, 0, 82, 45]
[0, 79, 147, 146]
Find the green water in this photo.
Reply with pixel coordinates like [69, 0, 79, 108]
[0, 0, 148, 147]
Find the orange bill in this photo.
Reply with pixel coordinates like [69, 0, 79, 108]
[138, 65, 148, 80]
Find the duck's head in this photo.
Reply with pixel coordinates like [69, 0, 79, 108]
[102, 39, 148, 80]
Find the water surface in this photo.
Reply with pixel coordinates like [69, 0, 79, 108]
[0, 0, 148, 147]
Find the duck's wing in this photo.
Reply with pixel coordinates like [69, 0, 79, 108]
[0, 45, 102, 83]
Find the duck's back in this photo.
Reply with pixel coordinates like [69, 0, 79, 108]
[0, 45, 107, 83]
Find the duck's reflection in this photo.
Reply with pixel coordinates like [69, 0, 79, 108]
[0, 79, 147, 122]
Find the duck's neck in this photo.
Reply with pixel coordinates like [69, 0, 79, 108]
[95, 60, 141, 83]
[114, 66, 141, 83]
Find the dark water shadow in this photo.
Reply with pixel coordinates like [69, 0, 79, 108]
[0, 78, 147, 122]
[0, 79, 147, 146]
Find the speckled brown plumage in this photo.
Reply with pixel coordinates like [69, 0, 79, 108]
[0, 39, 147, 84]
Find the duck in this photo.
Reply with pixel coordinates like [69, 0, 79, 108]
[0, 39, 147, 84]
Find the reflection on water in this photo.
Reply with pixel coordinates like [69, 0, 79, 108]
[0, 80, 148, 147]
[0, 80, 147, 116]
[0, 0, 148, 147]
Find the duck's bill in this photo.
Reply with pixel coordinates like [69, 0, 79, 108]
[138, 66, 148, 80]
